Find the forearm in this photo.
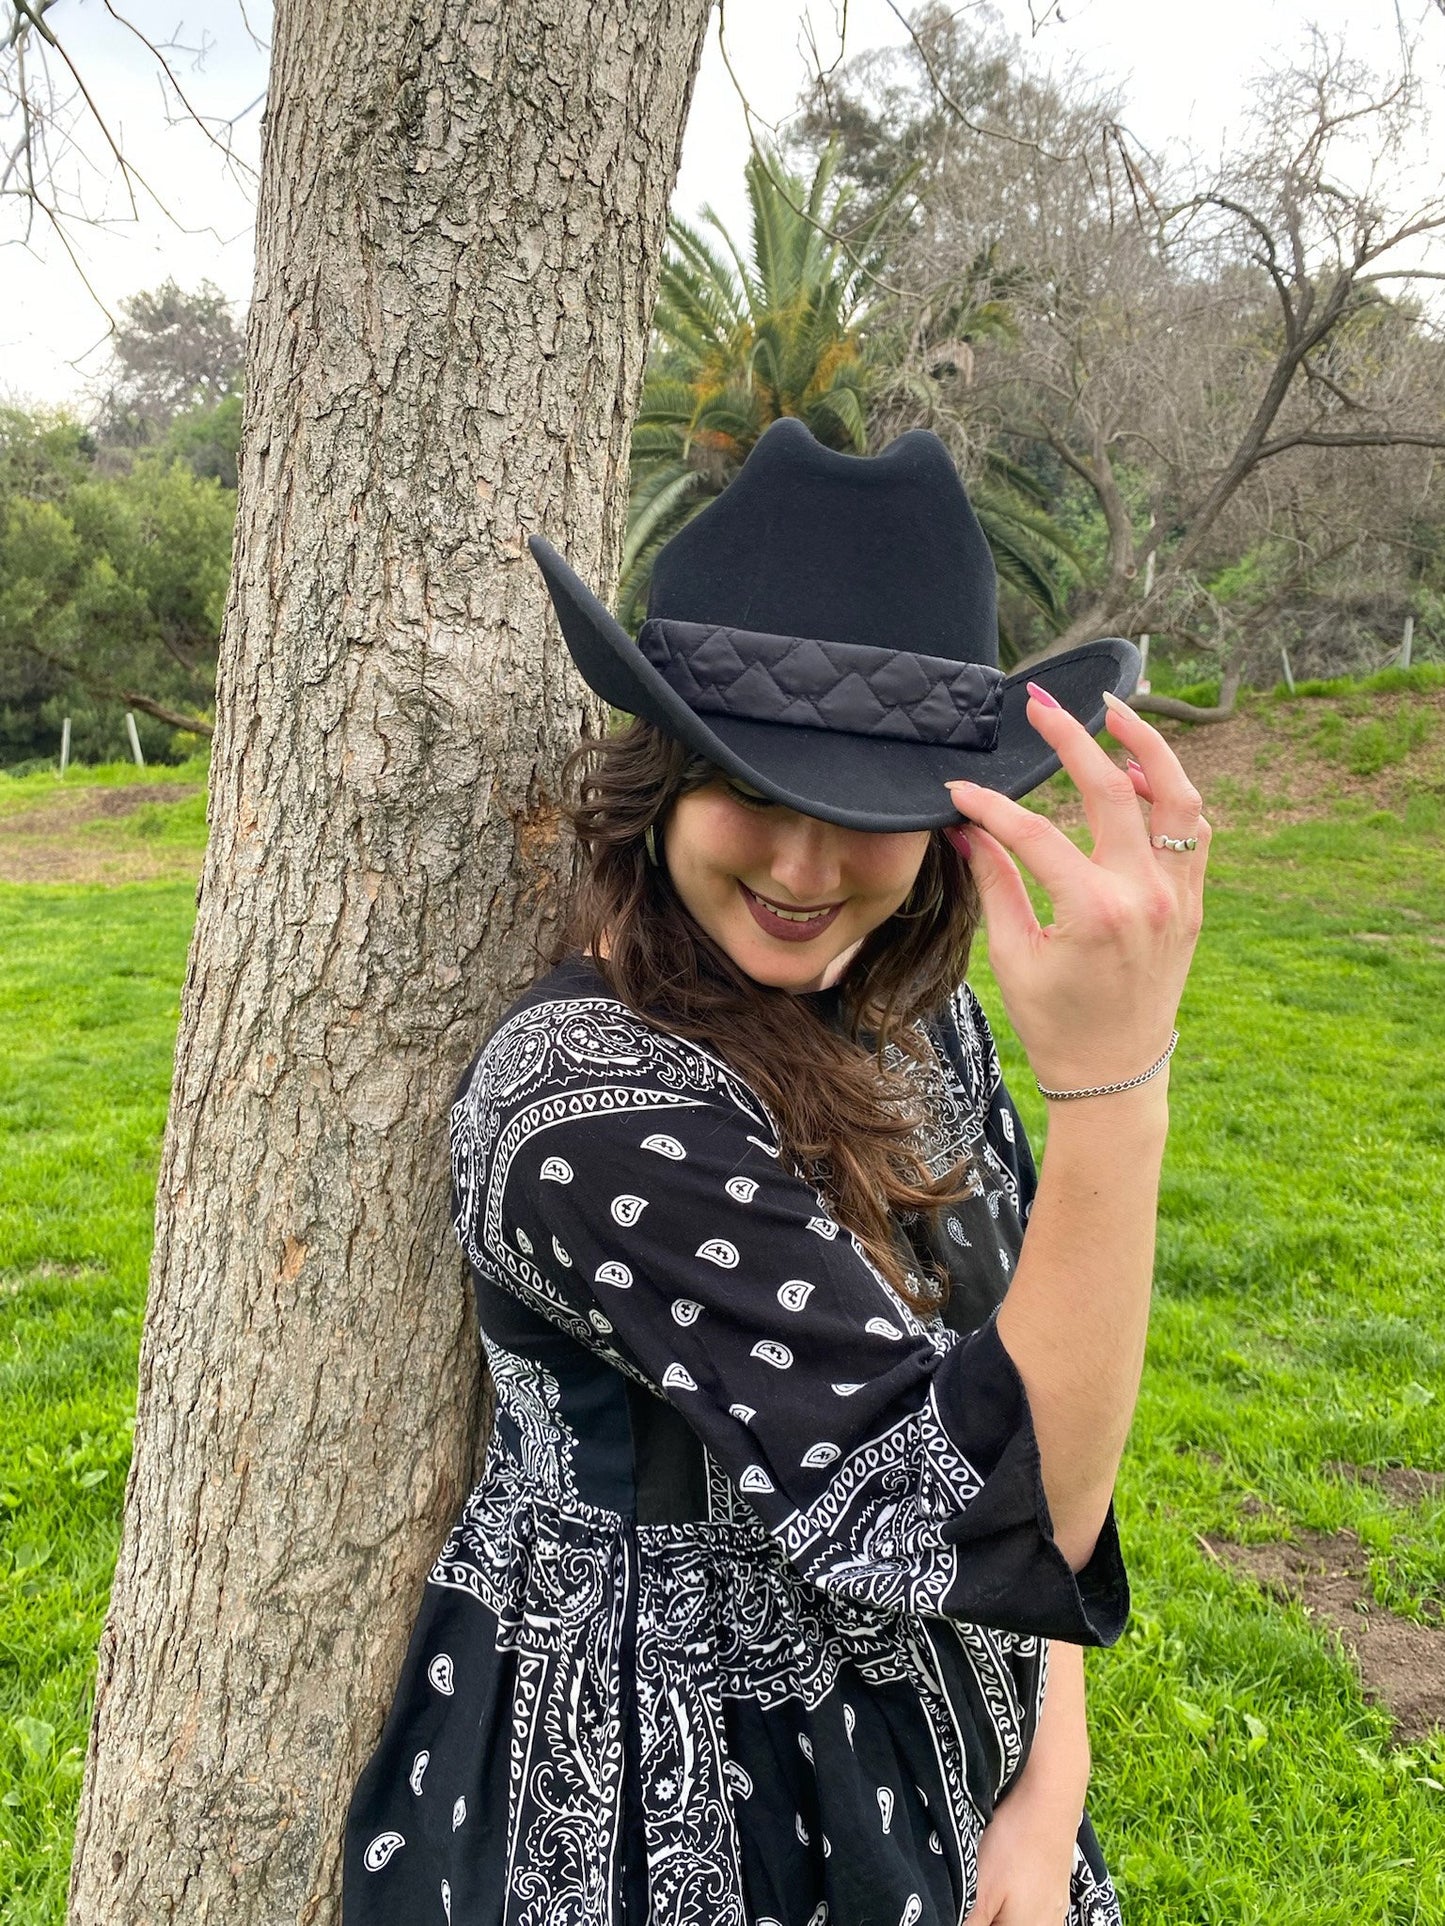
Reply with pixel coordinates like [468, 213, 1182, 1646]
[996, 1638, 1090, 1827]
[1031, 1638, 1089, 1786]
[995, 1081, 1168, 1571]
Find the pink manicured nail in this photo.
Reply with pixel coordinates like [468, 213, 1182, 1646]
[1026, 681, 1061, 709]
[944, 826, 972, 859]
[1127, 757, 1144, 773]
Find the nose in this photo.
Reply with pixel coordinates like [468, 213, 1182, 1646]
[765, 813, 847, 905]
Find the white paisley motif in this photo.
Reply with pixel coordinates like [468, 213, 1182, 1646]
[641, 1133, 687, 1158]
[750, 1339, 792, 1369]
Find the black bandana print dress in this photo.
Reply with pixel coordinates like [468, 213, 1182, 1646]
[342, 952, 1129, 1926]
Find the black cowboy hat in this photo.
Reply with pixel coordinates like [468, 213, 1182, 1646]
[528, 416, 1139, 833]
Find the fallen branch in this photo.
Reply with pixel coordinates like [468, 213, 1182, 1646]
[117, 688, 214, 735]
[21, 638, 215, 735]
[1129, 672, 1242, 726]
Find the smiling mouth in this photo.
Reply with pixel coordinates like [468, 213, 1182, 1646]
[741, 884, 843, 921]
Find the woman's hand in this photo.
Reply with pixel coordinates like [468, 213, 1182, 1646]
[962, 1784, 1081, 1926]
[942, 687, 1209, 1095]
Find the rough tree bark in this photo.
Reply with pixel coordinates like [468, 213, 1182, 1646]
[67, 0, 713, 1919]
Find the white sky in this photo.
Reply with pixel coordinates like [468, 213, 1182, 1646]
[4, 0, 1442, 413]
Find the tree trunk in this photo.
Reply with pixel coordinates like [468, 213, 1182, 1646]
[67, 0, 712, 1919]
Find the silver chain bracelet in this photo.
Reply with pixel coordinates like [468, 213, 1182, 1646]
[1036, 1029, 1180, 1102]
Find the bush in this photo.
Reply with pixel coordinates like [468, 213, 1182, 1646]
[1283, 662, 1445, 700]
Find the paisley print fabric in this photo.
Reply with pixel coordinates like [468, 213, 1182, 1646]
[341, 954, 1129, 1925]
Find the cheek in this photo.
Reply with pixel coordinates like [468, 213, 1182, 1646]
[860, 837, 931, 897]
[679, 799, 761, 876]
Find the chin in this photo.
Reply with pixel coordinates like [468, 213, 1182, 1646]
[724, 929, 845, 991]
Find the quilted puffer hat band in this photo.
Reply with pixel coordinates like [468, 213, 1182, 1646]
[635, 620, 1005, 750]
[527, 416, 1140, 833]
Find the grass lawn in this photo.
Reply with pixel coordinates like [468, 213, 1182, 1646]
[1, 752, 1444, 1922]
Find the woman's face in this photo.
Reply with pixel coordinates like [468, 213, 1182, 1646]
[661, 772, 933, 993]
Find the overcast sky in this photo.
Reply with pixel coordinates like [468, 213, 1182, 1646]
[4, 0, 1441, 413]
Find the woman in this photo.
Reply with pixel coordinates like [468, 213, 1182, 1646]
[342, 420, 1208, 1926]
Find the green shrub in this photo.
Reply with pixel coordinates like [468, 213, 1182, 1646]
[1285, 662, 1445, 700]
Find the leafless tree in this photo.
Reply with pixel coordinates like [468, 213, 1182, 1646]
[795, 10, 1445, 714]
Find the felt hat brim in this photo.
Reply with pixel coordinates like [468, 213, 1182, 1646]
[530, 535, 1141, 833]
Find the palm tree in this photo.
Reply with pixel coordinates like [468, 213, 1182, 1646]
[622, 149, 1080, 643]
[620, 142, 890, 627]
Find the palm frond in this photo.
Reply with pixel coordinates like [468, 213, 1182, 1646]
[623, 464, 709, 577]
[618, 482, 720, 630]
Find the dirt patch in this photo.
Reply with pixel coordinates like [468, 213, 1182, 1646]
[0, 782, 200, 833]
[1325, 1460, 1445, 1506]
[1041, 686, 1445, 832]
[0, 782, 204, 885]
[1202, 1528, 1445, 1743]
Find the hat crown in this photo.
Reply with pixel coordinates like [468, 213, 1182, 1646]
[646, 417, 999, 668]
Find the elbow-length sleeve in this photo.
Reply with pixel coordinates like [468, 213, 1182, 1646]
[450, 990, 1128, 1648]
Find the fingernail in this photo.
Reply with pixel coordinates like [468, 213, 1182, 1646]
[944, 779, 980, 794]
[1026, 681, 1062, 709]
[1102, 690, 1129, 711]
[944, 826, 972, 859]
[1127, 757, 1144, 773]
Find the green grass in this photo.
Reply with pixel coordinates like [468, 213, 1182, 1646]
[1286, 662, 1445, 701]
[0, 877, 193, 1917]
[974, 802, 1445, 1924]
[0, 753, 211, 822]
[3, 761, 1445, 1920]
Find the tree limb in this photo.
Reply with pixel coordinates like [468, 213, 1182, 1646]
[20, 639, 215, 735]
[1129, 668, 1243, 725]
[1255, 428, 1445, 458]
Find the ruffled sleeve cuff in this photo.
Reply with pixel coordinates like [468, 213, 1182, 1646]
[934, 1310, 1131, 1646]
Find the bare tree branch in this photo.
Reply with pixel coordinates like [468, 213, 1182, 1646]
[20, 639, 215, 735]
[1, 0, 261, 329]
[1129, 673, 1244, 725]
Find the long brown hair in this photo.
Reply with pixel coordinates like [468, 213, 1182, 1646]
[539, 715, 984, 1316]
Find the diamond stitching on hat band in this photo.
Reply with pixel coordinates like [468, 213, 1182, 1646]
[636, 620, 1005, 750]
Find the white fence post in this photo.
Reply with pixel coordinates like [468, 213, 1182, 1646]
[124, 711, 145, 767]
[1280, 648, 1296, 695]
[60, 716, 71, 776]
[1401, 614, 1414, 669]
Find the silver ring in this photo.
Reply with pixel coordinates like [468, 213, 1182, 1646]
[1150, 833, 1198, 853]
